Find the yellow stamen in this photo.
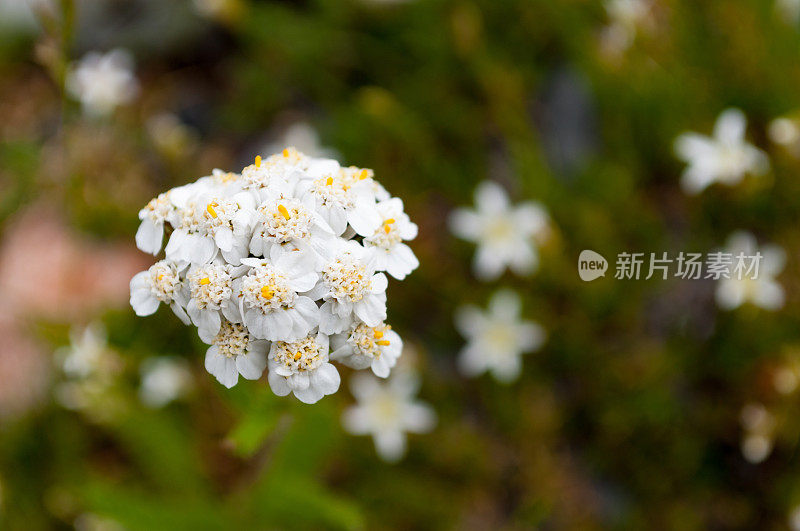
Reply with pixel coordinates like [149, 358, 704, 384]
[359, 169, 369, 180]
[383, 218, 395, 233]
[260, 286, 274, 299]
[293, 352, 302, 361]
[326, 177, 333, 186]
[373, 330, 384, 339]
[199, 277, 211, 285]
[283, 148, 290, 158]
[376, 340, 390, 346]
[206, 202, 218, 218]
[255, 155, 262, 167]
[277, 204, 290, 220]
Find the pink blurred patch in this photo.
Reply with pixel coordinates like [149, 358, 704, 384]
[0, 204, 150, 320]
[0, 309, 50, 421]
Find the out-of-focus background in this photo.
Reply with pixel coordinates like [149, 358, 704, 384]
[4, 0, 800, 528]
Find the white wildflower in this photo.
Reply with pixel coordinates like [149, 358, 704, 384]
[267, 331, 340, 404]
[455, 289, 546, 382]
[308, 241, 388, 334]
[296, 167, 382, 237]
[238, 248, 320, 342]
[66, 49, 139, 117]
[129, 260, 190, 324]
[674, 109, 769, 195]
[789, 504, 800, 531]
[716, 231, 785, 311]
[203, 320, 268, 388]
[54, 323, 125, 421]
[449, 181, 550, 281]
[777, 0, 800, 24]
[331, 321, 403, 378]
[57, 323, 110, 380]
[342, 371, 436, 462]
[769, 115, 800, 157]
[740, 403, 775, 464]
[262, 122, 340, 160]
[139, 357, 193, 408]
[364, 197, 419, 280]
[600, 0, 654, 56]
[131, 149, 417, 398]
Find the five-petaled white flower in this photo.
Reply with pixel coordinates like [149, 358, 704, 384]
[331, 321, 403, 378]
[674, 108, 769, 195]
[202, 320, 269, 389]
[185, 261, 246, 341]
[129, 260, 191, 324]
[309, 241, 388, 334]
[455, 289, 546, 383]
[295, 166, 383, 237]
[267, 331, 340, 404]
[237, 248, 320, 342]
[364, 198, 419, 280]
[716, 231, 785, 311]
[449, 181, 550, 281]
[66, 49, 139, 117]
[342, 371, 436, 462]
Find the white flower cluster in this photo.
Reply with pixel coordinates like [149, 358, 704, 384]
[130, 148, 419, 403]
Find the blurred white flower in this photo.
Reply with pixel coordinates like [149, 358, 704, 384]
[0, 0, 51, 31]
[777, 0, 800, 24]
[263, 122, 339, 160]
[674, 108, 769, 195]
[716, 231, 785, 311]
[790, 505, 800, 531]
[139, 357, 193, 408]
[449, 181, 550, 281]
[342, 371, 435, 462]
[58, 322, 109, 379]
[599, 0, 654, 57]
[55, 323, 125, 421]
[455, 289, 546, 383]
[74, 513, 126, 531]
[740, 403, 775, 464]
[773, 357, 800, 395]
[363, 198, 419, 280]
[769, 115, 800, 157]
[66, 49, 139, 117]
[193, 0, 227, 18]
